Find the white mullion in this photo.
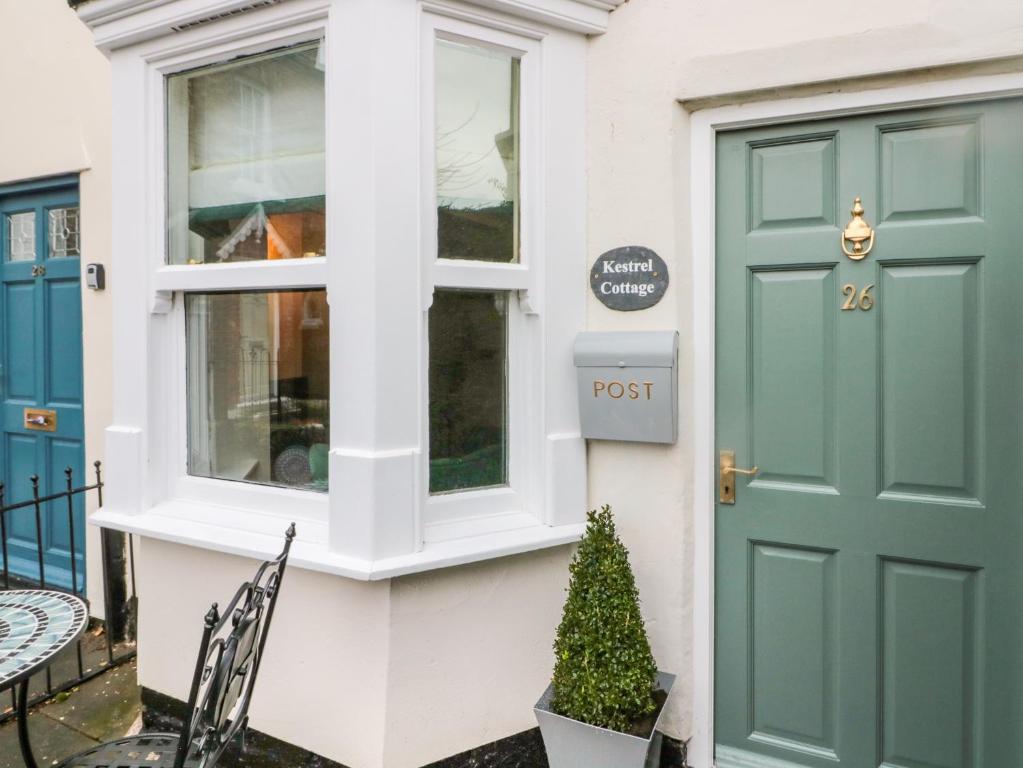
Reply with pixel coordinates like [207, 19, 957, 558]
[145, 53, 174, 508]
[326, 0, 423, 561]
[171, 296, 191, 490]
[505, 291, 530, 510]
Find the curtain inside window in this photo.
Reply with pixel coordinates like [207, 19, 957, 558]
[171, 44, 326, 216]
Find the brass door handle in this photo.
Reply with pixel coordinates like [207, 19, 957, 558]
[841, 197, 875, 260]
[723, 465, 759, 476]
[719, 449, 758, 504]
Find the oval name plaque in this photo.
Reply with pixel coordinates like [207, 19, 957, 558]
[590, 246, 668, 311]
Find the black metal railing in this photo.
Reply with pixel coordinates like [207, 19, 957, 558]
[0, 461, 137, 722]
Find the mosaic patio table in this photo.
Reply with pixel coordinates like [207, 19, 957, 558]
[0, 589, 89, 768]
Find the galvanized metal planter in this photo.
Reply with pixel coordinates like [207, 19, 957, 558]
[534, 672, 675, 768]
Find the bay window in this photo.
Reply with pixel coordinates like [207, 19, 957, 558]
[93, 0, 589, 578]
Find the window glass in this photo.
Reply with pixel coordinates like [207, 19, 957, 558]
[48, 207, 80, 258]
[435, 40, 520, 263]
[7, 212, 36, 262]
[167, 44, 326, 265]
[186, 290, 329, 491]
[429, 290, 508, 493]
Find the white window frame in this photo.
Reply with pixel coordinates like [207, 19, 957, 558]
[419, 14, 544, 540]
[144, 11, 331, 529]
[93, 0, 590, 578]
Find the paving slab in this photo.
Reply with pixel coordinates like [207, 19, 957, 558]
[0, 658, 140, 768]
[41, 660, 141, 742]
[0, 714, 97, 768]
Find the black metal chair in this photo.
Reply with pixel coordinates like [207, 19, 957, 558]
[57, 524, 296, 768]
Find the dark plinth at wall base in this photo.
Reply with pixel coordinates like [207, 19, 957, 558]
[141, 687, 349, 768]
[421, 728, 548, 768]
[142, 687, 688, 768]
[423, 728, 688, 768]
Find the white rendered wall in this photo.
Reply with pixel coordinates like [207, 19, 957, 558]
[134, 537, 572, 768]
[382, 548, 571, 768]
[0, 0, 113, 617]
[585, 0, 1023, 751]
[585, 0, 694, 743]
[670, 0, 1023, 102]
[136, 537, 393, 767]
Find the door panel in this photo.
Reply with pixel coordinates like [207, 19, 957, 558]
[750, 135, 838, 231]
[47, 437, 84, 554]
[715, 101, 1023, 767]
[880, 559, 980, 768]
[750, 267, 838, 491]
[750, 543, 838, 760]
[0, 181, 85, 591]
[47, 278, 84, 404]
[880, 262, 980, 501]
[5, 282, 36, 398]
[6, 432, 40, 549]
[879, 117, 980, 221]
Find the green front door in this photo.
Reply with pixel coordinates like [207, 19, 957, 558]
[715, 100, 1023, 768]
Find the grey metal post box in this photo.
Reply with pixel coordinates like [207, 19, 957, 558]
[573, 331, 678, 444]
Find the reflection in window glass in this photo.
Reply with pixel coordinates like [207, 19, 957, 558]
[7, 212, 36, 262]
[48, 207, 80, 258]
[167, 44, 326, 265]
[186, 290, 329, 491]
[435, 39, 520, 263]
[429, 290, 508, 493]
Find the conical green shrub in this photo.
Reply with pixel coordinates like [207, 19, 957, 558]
[551, 505, 658, 732]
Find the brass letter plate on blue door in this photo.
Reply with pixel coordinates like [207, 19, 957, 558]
[24, 408, 56, 432]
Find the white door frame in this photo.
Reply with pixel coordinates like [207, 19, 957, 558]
[688, 67, 1023, 768]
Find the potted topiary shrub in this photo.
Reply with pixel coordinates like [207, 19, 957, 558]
[534, 505, 674, 768]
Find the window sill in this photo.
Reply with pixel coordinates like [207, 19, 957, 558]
[90, 505, 584, 581]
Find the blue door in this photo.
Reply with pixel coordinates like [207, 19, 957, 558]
[0, 178, 85, 591]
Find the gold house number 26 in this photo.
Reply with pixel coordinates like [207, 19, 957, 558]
[841, 283, 875, 311]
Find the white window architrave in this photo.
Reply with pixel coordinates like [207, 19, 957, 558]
[92, 0, 590, 579]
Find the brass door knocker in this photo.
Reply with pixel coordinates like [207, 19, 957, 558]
[841, 197, 875, 260]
